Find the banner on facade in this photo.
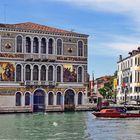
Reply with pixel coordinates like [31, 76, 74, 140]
[113, 78, 117, 90]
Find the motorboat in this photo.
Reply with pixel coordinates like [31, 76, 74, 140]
[93, 108, 140, 118]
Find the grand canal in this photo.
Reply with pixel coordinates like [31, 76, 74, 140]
[0, 112, 140, 140]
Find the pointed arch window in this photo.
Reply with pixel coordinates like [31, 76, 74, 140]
[16, 36, 22, 53]
[57, 39, 62, 55]
[25, 92, 30, 106]
[48, 92, 53, 105]
[57, 66, 61, 82]
[48, 66, 53, 81]
[41, 65, 46, 81]
[25, 65, 31, 80]
[16, 92, 21, 106]
[33, 37, 39, 53]
[78, 41, 83, 56]
[26, 37, 31, 53]
[41, 38, 46, 54]
[16, 64, 22, 81]
[48, 39, 53, 54]
[78, 67, 83, 82]
[33, 65, 39, 80]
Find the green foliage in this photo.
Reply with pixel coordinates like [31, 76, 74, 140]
[98, 72, 117, 98]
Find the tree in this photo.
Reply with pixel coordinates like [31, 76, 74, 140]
[98, 72, 117, 99]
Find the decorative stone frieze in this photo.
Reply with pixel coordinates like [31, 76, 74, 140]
[1, 39, 15, 52]
[63, 44, 77, 56]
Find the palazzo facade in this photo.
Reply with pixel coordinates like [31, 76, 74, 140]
[0, 22, 89, 112]
[117, 48, 140, 103]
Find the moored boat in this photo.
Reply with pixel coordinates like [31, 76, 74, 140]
[93, 108, 140, 118]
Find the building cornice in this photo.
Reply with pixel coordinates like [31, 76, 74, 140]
[0, 27, 89, 38]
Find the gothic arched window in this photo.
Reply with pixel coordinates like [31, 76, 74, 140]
[25, 65, 31, 80]
[16, 36, 22, 53]
[33, 65, 39, 80]
[41, 65, 46, 81]
[41, 38, 46, 54]
[78, 41, 83, 56]
[78, 67, 83, 82]
[48, 38, 53, 54]
[48, 66, 53, 81]
[33, 37, 39, 53]
[16, 64, 22, 81]
[57, 39, 62, 55]
[26, 37, 31, 53]
[57, 66, 61, 82]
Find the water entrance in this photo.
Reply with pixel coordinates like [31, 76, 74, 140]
[64, 89, 75, 111]
[33, 89, 45, 112]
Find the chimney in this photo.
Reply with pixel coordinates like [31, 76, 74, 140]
[119, 55, 122, 61]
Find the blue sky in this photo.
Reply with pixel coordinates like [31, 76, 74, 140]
[1, 0, 140, 78]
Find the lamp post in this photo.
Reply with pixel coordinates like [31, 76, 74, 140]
[124, 87, 127, 105]
[115, 89, 117, 104]
[122, 83, 127, 105]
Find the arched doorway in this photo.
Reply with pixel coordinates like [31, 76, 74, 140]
[64, 89, 75, 111]
[33, 89, 45, 112]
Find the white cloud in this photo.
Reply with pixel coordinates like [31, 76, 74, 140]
[108, 43, 138, 52]
[52, 0, 140, 12]
[88, 33, 140, 57]
[51, 0, 140, 22]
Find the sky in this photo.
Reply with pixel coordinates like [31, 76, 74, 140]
[0, 0, 140, 79]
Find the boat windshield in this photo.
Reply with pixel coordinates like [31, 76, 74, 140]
[115, 107, 126, 113]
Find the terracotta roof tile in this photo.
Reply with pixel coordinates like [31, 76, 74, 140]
[0, 22, 88, 37]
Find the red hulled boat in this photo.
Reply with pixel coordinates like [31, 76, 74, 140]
[93, 108, 140, 118]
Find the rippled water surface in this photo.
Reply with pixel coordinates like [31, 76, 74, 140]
[0, 112, 140, 140]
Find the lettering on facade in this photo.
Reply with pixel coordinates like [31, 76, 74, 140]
[0, 90, 15, 95]
[57, 56, 87, 61]
[0, 53, 24, 58]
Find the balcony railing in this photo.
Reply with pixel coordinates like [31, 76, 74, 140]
[25, 81, 33, 86]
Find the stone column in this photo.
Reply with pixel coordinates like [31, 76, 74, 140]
[31, 38, 33, 53]
[22, 94, 25, 107]
[31, 66, 33, 81]
[54, 93, 56, 105]
[75, 93, 78, 106]
[38, 66, 41, 82]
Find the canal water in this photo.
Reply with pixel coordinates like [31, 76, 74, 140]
[0, 112, 140, 140]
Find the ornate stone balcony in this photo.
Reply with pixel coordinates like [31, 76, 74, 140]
[24, 54, 57, 62]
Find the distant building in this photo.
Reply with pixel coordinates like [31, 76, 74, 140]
[89, 76, 112, 103]
[94, 76, 112, 90]
[117, 47, 140, 103]
[0, 22, 89, 112]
